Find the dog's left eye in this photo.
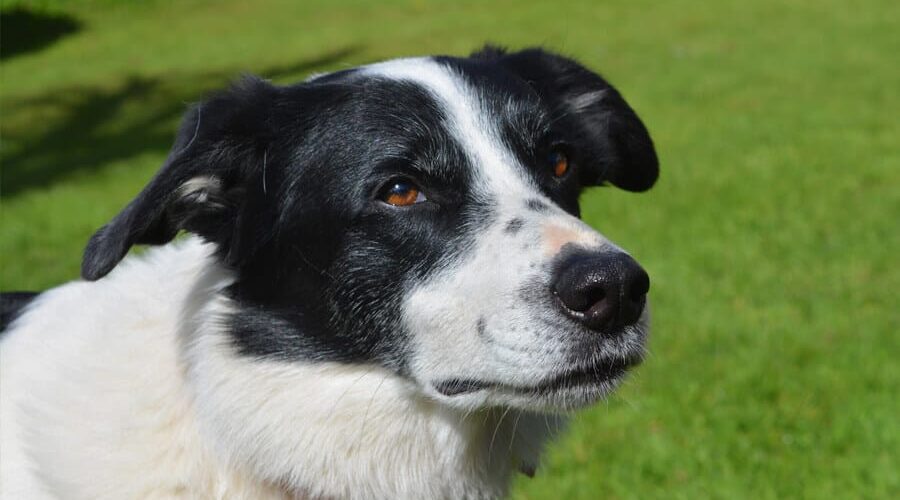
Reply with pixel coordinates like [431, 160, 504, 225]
[378, 179, 427, 207]
[549, 147, 569, 178]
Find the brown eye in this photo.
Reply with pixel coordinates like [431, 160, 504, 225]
[379, 179, 427, 206]
[549, 148, 569, 178]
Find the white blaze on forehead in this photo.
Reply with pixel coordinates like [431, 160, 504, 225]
[363, 58, 536, 201]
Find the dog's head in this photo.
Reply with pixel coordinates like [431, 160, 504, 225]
[82, 47, 658, 413]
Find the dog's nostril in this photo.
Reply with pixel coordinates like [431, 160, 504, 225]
[584, 289, 606, 311]
[561, 287, 605, 313]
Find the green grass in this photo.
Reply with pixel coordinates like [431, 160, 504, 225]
[1, 0, 897, 497]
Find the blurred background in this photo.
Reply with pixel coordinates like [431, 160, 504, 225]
[1, 0, 897, 497]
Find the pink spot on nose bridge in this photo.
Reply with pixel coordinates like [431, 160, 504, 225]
[542, 223, 597, 257]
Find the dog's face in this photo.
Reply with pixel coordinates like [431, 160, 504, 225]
[82, 47, 658, 413]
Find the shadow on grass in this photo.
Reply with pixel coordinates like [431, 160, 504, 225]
[1, 47, 358, 197]
[1, 7, 82, 61]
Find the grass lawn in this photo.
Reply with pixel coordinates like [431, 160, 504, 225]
[1, 0, 897, 497]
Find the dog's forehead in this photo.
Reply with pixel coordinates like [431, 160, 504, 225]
[353, 57, 545, 200]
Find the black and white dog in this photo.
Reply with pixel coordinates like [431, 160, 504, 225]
[0, 47, 658, 499]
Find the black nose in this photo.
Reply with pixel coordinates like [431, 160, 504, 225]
[552, 251, 650, 332]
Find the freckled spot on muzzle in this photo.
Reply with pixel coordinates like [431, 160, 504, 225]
[504, 218, 524, 234]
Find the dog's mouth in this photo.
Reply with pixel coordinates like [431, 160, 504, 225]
[433, 356, 639, 398]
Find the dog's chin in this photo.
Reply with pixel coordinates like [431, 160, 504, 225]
[429, 356, 640, 413]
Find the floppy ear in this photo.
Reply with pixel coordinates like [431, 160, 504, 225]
[472, 46, 659, 192]
[81, 77, 278, 281]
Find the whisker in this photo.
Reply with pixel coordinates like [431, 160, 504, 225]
[489, 406, 512, 465]
[353, 373, 390, 454]
[508, 410, 523, 455]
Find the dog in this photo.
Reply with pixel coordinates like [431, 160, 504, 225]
[0, 46, 658, 499]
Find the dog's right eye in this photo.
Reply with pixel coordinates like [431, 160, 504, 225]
[377, 179, 427, 207]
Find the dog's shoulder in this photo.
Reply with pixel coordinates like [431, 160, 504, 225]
[0, 237, 223, 499]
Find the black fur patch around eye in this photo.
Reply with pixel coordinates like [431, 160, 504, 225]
[218, 74, 489, 367]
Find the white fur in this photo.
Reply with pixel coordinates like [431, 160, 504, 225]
[1, 238, 560, 499]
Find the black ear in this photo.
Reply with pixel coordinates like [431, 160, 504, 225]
[472, 46, 659, 192]
[81, 77, 278, 281]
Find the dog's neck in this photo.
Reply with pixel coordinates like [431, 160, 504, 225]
[178, 254, 563, 498]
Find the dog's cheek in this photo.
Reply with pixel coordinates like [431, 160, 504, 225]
[323, 228, 435, 367]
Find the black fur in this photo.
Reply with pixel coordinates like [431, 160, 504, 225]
[1, 291, 40, 332]
[80, 47, 659, 370]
